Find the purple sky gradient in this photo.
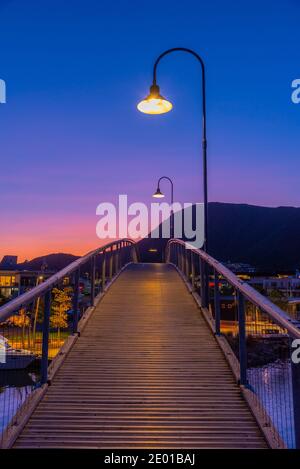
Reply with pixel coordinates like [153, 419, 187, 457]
[0, 0, 299, 260]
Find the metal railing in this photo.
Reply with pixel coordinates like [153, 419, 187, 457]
[0, 239, 138, 446]
[166, 239, 300, 449]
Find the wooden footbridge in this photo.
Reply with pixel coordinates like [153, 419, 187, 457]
[1, 239, 300, 449]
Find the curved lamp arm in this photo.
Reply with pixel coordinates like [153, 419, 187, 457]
[152, 47, 208, 252]
[157, 176, 174, 204]
[153, 47, 207, 145]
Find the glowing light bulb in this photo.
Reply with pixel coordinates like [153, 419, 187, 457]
[137, 84, 172, 115]
[152, 188, 165, 198]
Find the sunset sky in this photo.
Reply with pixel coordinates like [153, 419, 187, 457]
[0, 0, 299, 261]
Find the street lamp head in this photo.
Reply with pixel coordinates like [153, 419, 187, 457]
[152, 187, 165, 198]
[137, 84, 173, 115]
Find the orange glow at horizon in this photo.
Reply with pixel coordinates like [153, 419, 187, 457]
[0, 215, 111, 263]
[0, 237, 107, 263]
[0, 212, 146, 263]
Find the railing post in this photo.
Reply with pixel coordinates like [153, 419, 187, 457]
[200, 257, 209, 308]
[199, 258, 207, 308]
[214, 270, 221, 336]
[41, 290, 51, 385]
[237, 291, 247, 386]
[204, 263, 210, 308]
[90, 256, 95, 306]
[191, 252, 195, 291]
[185, 248, 189, 280]
[291, 343, 300, 448]
[72, 269, 80, 334]
[180, 245, 184, 272]
[130, 245, 136, 263]
[102, 251, 106, 291]
[166, 243, 170, 263]
[109, 248, 113, 279]
[114, 244, 119, 273]
[123, 242, 127, 264]
[119, 242, 123, 268]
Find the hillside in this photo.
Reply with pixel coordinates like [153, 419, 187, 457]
[138, 202, 300, 271]
[16, 253, 79, 272]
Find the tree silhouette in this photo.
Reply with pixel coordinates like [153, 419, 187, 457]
[7, 308, 31, 348]
[50, 287, 71, 340]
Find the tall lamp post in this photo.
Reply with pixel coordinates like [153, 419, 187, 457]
[152, 176, 174, 238]
[137, 47, 208, 253]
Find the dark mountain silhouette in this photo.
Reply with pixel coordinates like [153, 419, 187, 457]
[16, 253, 79, 272]
[138, 202, 300, 271]
[207, 202, 300, 271]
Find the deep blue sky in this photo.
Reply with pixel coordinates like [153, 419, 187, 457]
[0, 0, 299, 259]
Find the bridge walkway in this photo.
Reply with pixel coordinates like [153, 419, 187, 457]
[14, 263, 267, 448]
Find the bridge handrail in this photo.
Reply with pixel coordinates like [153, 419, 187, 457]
[166, 239, 300, 340]
[0, 238, 137, 323]
[166, 239, 300, 448]
[0, 238, 138, 447]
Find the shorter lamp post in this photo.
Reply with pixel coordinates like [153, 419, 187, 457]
[152, 176, 174, 239]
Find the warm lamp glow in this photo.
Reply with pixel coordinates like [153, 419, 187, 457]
[137, 98, 172, 115]
[153, 188, 165, 198]
[137, 84, 173, 115]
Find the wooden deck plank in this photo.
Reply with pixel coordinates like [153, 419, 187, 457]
[14, 263, 267, 448]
